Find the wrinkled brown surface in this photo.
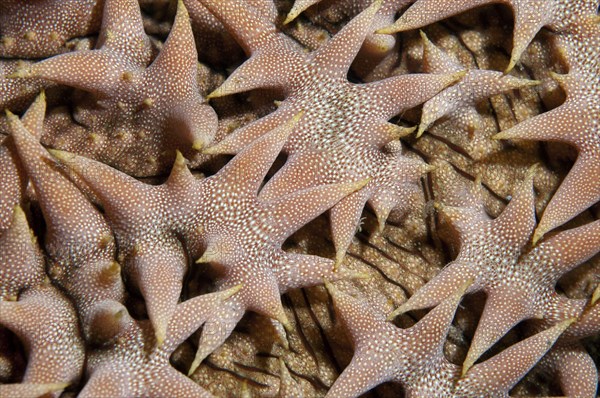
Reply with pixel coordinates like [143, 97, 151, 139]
[2, 1, 598, 397]
[173, 4, 598, 397]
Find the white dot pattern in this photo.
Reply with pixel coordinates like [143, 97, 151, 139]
[0, 0, 102, 58]
[8, 103, 127, 340]
[0, 284, 85, 396]
[324, 280, 572, 397]
[22, 0, 217, 176]
[80, 289, 234, 398]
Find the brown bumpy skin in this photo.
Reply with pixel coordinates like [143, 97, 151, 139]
[0, 0, 598, 397]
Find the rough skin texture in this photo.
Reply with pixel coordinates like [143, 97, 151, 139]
[0, 0, 598, 397]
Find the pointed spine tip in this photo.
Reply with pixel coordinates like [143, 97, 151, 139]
[445, 277, 474, 312]
[422, 163, 436, 174]
[504, 57, 517, 74]
[48, 148, 76, 162]
[11, 204, 26, 223]
[189, 325, 226, 373]
[333, 250, 346, 272]
[35, 89, 46, 104]
[591, 285, 599, 306]
[451, 69, 467, 82]
[491, 131, 507, 140]
[462, 342, 481, 377]
[114, 307, 126, 321]
[155, 327, 166, 348]
[387, 304, 407, 321]
[549, 71, 568, 85]
[277, 110, 304, 141]
[142, 97, 154, 108]
[50, 382, 71, 391]
[201, 144, 221, 155]
[283, 9, 299, 25]
[11, 205, 37, 246]
[532, 226, 546, 246]
[192, 140, 204, 151]
[223, 284, 243, 300]
[558, 317, 577, 331]
[389, 124, 417, 141]
[416, 123, 427, 138]
[188, 357, 202, 377]
[399, 124, 417, 137]
[376, 26, 393, 35]
[323, 278, 335, 295]
[376, 10, 400, 34]
[5, 109, 17, 120]
[206, 89, 222, 100]
[195, 254, 210, 264]
[196, 243, 222, 264]
[121, 71, 134, 82]
[290, 110, 305, 124]
[457, 277, 475, 296]
[461, 358, 473, 377]
[176, 0, 189, 19]
[32, 382, 70, 395]
[354, 177, 371, 191]
[174, 150, 187, 166]
[99, 261, 121, 284]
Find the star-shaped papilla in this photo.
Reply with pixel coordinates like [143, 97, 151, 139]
[0, 93, 46, 232]
[187, 113, 368, 373]
[324, 279, 573, 397]
[379, 0, 564, 72]
[417, 31, 539, 138]
[389, 162, 600, 375]
[0, 206, 45, 301]
[526, 248, 600, 345]
[199, 0, 462, 266]
[7, 100, 126, 340]
[452, 319, 574, 398]
[0, 0, 103, 58]
[284, 0, 413, 57]
[493, 16, 600, 243]
[51, 112, 361, 365]
[78, 286, 241, 398]
[50, 146, 199, 347]
[0, 283, 85, 398]
[534, 343, 599, 398]
[13, 0, 217, 176]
